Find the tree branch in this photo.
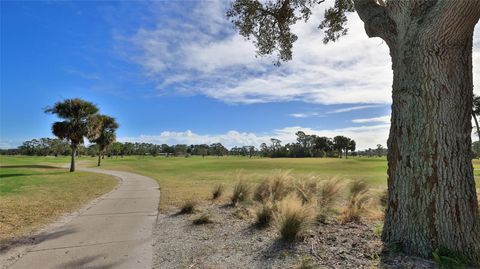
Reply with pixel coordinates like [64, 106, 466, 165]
[353, 0, 397, 45]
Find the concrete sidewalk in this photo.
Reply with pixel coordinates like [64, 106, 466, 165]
[7, 168, 160, 269]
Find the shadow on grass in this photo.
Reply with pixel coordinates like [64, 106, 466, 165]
[0, 172, 65, 179]
[0, 165, 58, 169]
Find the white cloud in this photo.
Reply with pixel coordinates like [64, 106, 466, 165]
[352, 115, 390, 124]
[289, 112, 321, 118]
[327, 104, 385, 114]
[118, 124, 390, 150]
[119, 2, 479, 105]
[118, 1, 394, 105]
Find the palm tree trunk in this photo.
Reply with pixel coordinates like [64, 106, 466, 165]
[472, 112, 480, 142]
[70, 145, 76, 172]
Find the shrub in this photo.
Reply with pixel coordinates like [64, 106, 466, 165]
[276, 196, 312, 242]
[231, 181, 252, 206]
[179, 200, 196, 214]
[343, 180, 370, 222]
[193, 214, 213, 225]
[317, 178, 343, 222]
[212, 184, 224, 200]
[256, 203, 275, 228]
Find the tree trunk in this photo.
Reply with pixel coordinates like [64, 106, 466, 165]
[70, 145, 76, 172]
[383, 31, 480, 262]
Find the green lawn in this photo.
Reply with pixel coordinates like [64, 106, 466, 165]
[0, 156, 117, 247]
[84, 156, 480, 211]
[2, 155, 479, 213]
[82, 156, 386, 210]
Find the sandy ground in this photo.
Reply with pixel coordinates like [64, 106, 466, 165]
[152, 204, 440, 269]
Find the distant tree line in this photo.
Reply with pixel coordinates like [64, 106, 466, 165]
[257, 131, 356, 158]
[2, 131, 377, 159]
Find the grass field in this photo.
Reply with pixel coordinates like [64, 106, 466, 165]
[0, 156, 117, 247]
[2, 155, 479, 213]
[79, 156, 387, 210]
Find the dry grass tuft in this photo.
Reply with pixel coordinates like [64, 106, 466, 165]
[317, 177, 343, 222]
[379, 188, 388, 208]
[192, 213, 213, 225]
[276, 195, 312, 242]
[295, 175, 320, 204]
[253, 170, 293, 203]
[343, 180, 370, 222]
[212, 184, 225, 200]
[179, 200, 196, 214]
[255, 202, 276, 228]
[253, 180, 271, 203]
[231, 180, 252, 206]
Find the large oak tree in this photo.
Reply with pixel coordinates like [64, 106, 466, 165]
[227, 0, 480, 263]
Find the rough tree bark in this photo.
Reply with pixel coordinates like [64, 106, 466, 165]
[355, 0, 480, 263]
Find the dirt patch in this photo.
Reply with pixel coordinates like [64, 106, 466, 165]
[153, 204, 438, 268]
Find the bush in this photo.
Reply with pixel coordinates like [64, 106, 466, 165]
[343, 180, 370, 222]
[317, 178, 343, 222]
[212, 184, 224, 200]
[193, 214, 213, 225]
[253, 170, 293, 203]
[276, 196, 312, 242]
[179, 200, 196, 214]
[256, 203, 275, 228]
[231, 181, 252, 206]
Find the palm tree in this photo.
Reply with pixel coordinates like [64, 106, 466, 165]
[91, 115, 119, 166]
[45, 98, 100, 172]
[473, 95, 480, 142]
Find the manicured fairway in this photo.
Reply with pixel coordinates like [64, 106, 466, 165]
[83, 156, 388, 211]
[0, 156, 117, 247]
[2, 156, 479, 213]
[89, 156, 480, 211]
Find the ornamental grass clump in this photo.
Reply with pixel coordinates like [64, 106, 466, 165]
[212, 184, 224, 200]
[255, 202, 275, 228]
[317, 177, 343, 222]
[231, 181, 252, 206]
[276, 195, 312, 242]
[179, 200, 196, 214]
[343, 180, 370, 223]
[253, 170, 293, 203]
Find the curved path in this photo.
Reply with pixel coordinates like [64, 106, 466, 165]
[7, 167, 160, 269]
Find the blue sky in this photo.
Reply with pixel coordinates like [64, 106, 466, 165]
[1, 1, 478, 149]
